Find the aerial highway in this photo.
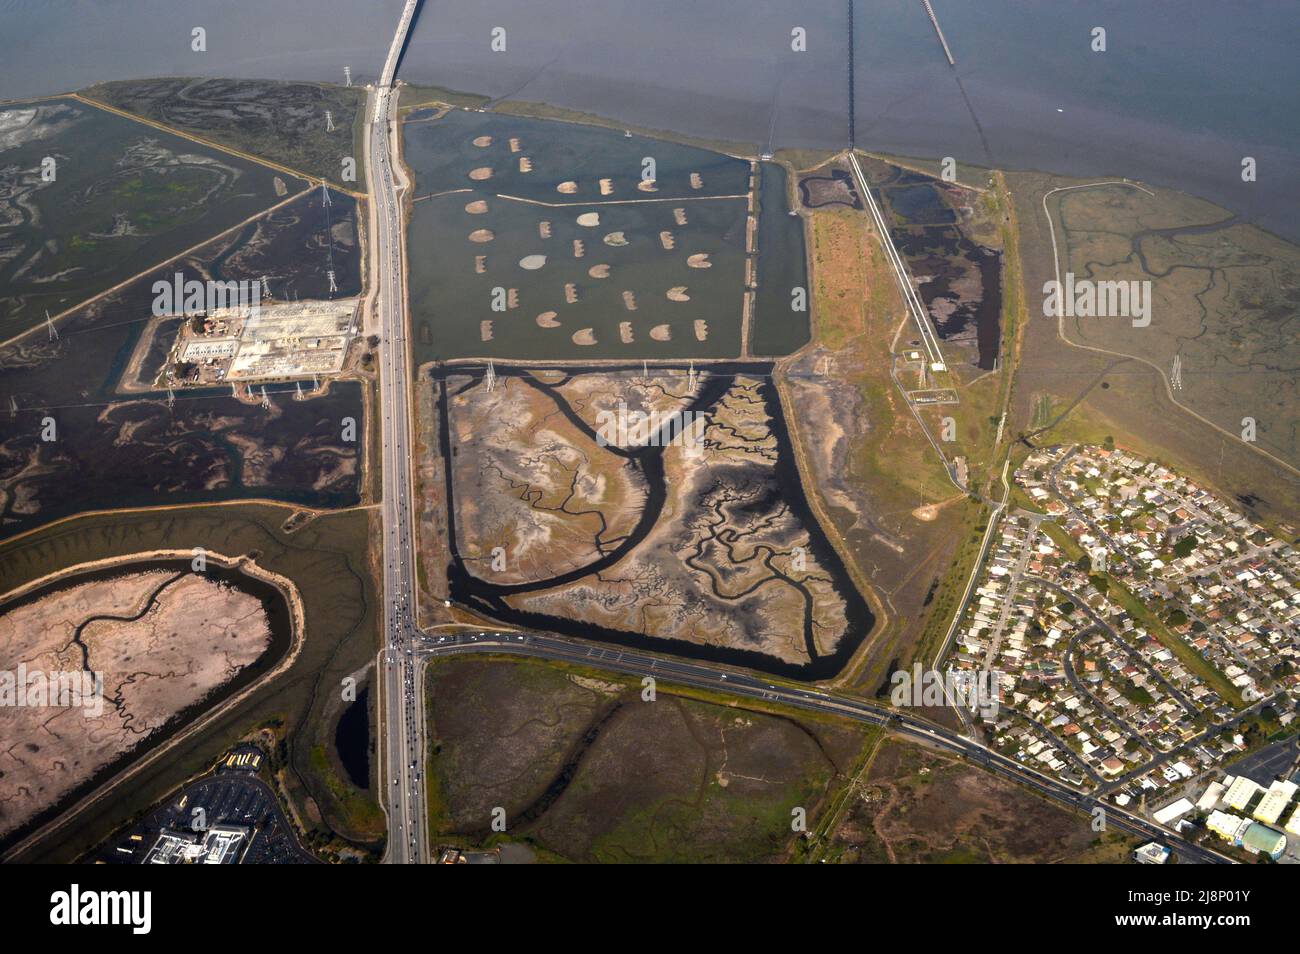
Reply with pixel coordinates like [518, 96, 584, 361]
[369, 0, 428, 866]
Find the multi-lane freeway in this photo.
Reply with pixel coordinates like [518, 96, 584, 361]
[369, 0, 428, 866]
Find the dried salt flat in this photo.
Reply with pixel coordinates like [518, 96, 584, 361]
[687, 252, 711, 268]
[465, 199, 488, 214]
[666, 286, 690, 302]
[557, 181, 578, 194]
[599, 178, 614, 195]
[472, 135, 493, 147]
[519, 254, 547, 270]
[572, 328, 597, 345]
[650, 324, 672, 341]
[637, 179, 658, 193]
[622, 290, 637, 311]
[480, 320, 494, 341]
[619, 321, 634, 343]
[588, 263, 610, 279]
[603, 231, 628, 246]
[659, 231, 675, 250]
[539, 220, 552, 238]
[474, 255, 487, 274]
[469, 229, 494, 243]
[690, 172, 703, 189]
[518, 157, 533, 173]
[576, 211, 600, 227]
[468, 166, 492, 181]
[509, 137, 522, 153]
[536, 311, 561, 328]
[572, 239, 585, 257]
[673, 208, 688, 226]
[564, 282, 579, 304]
[694, 319, 709, 340]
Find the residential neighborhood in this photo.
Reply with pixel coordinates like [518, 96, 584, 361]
[946, 444, 1300, 861]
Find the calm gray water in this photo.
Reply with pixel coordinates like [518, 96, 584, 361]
[0, 0, 406, 95]
[2, 0, 1297, 240]
[399, 0, 1300, 241]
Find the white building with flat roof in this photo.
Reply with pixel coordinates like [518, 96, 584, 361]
[1224, 775, 1263, 811]
[1197, 780, 1226, 811]
[1153, 797, 1195, 827]
[1253, 779, 1298, 826]
[1285, 803, 1300, 838]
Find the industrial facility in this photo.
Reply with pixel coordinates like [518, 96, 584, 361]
[164, 298, 361, 386]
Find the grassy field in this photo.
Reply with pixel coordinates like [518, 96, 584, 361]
[424, 655, 871, 862]
[398, 83, 492, 112]
[0, 501, 383, 862]
[820, 737, 1140, 864]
